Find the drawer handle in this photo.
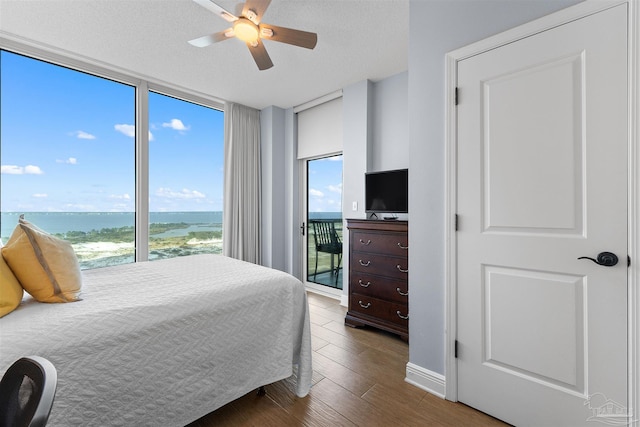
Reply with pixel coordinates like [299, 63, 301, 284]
[359, 239, 372, 245]
[359, 260, 371, 267]
[359, 279, 371, 288]
[396, 311, 409, 320]
[397, 243, 408, 250]
[359, 301, 371, 309]
[396, 287, 408, 296]
[397, 265, 408, 273]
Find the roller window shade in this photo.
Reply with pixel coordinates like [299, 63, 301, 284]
[297, 97, 343, 159]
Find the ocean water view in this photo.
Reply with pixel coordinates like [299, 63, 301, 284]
[0, 211, 343, 270]
[0, 211, 343, 240]
[1, 212, 224, 269]
[1, 211, 223, 239]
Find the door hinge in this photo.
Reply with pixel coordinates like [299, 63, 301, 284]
[455, 87, 459, 106]
[300, 222, 305, 236]
[454, 340, 459, 358]
[455, 214, 459, 231]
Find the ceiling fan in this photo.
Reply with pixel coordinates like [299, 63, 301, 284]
[189, 0, 318, 70]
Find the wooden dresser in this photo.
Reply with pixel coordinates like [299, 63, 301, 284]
[345, 219, 408, 340]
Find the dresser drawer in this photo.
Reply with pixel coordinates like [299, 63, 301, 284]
[345, 219, 409, 340]
[349, 293, 409, 327]
[351, 251, 408, 280]
[351, 230, 408, 257]
[350, 271, 408, 304]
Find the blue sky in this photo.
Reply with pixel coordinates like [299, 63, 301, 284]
[308, 155, 342, 213]
[1, 50, 224, 213]
[1, 50, 342, 214]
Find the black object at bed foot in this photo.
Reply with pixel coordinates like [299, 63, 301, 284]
[257, 386, 266, 396]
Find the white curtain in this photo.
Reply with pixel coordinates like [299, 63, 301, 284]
[223, 102, 262, 264]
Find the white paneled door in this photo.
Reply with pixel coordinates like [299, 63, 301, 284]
[456, 4, 629, 426]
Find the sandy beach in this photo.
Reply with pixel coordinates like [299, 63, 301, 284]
[72, 241, 135, 259]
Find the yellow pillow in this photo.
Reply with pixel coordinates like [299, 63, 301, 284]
[2, 215, 82, 303]
[0, 244, 23, 317]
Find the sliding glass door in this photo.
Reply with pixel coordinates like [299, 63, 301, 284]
[304, 154, 343, 292]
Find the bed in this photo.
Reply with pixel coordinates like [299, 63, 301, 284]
[0, 254, 312, 426]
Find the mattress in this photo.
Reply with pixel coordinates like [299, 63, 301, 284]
[0, 254, 312, 426]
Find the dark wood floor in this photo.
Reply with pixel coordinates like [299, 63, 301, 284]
[188, 292, 507, 426]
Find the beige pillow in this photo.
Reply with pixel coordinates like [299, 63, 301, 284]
[0, 242, 24, 317]
[2, 215, 82, 303]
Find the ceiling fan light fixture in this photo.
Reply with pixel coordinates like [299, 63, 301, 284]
[233, 18, 259, 43]
[190, 0, 318, 70]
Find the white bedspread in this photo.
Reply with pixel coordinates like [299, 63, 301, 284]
[0, 254, 312, 426]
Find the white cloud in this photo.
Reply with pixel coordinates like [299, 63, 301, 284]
[25, 165, 44, 174]
[64, 203, 96, 211]
[155, 187, 206, 199]
[56, 157, 77, 165]
[32, 193, 48, 198]
[162, 119, 190, 131]
[109, 193, 131, 200]
[1, 165, 44, 175]
[309, 188, 324, 198]
[1, 165, 23, 174]
[74, 130, 96, 140]
[115, 124, 154, 141]
[327, 184, 342, 194]
[115, 124, 135, 137]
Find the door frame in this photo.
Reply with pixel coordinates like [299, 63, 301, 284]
[444, 0, 640, 419]
[299, 153, 344, 299]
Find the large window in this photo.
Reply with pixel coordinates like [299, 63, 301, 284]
[148, 92, 224, 259]
[0, 50, 224, 268]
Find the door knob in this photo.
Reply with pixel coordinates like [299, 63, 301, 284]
[578, 252, 619, 267]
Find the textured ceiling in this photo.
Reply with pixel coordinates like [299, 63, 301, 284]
[0, 0, 409, 110]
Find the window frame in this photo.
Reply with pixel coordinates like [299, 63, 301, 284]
[0, 37, 225, 263]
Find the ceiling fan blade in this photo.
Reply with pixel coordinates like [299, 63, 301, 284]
[246, 39, 273, 70]
[242, 0, 271, 24]
[188, 29, 233, 47]
[192, 0, 238, 22]
[259, 24, 317, 49]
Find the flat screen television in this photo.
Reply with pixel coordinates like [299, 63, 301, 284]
[365, 168, 408, 213]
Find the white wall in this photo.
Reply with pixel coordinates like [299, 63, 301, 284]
[261, 105, 302, 278]
[260, 106, 286, 271]
[342, 80, 373, 223]
[371, 71, 409, 172]
[407, 0, 583, 381]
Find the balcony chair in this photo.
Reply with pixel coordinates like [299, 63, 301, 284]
[310, 219, 343, 287]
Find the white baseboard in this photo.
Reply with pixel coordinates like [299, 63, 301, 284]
[340, 294, 348, 307]
[305, 283, 342, 299]
[405, 362, 446, 399]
